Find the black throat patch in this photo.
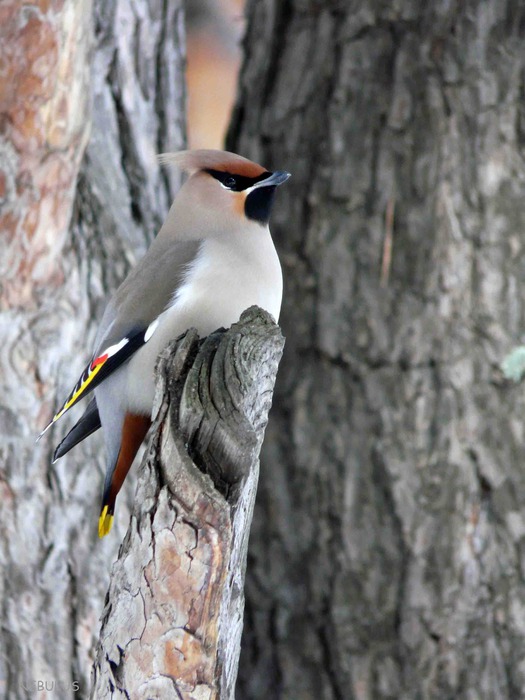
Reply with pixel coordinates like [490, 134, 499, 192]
[245, 186, 277, 225]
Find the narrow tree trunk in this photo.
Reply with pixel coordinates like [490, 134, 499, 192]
[229, 2, 525, 698]
[91, 308, 284, 700]
[0, 2, 185, 697]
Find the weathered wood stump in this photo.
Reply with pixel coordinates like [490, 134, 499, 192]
[91, 306, 284, 700]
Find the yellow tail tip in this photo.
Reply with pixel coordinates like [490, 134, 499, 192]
[98, 506, 114, 538]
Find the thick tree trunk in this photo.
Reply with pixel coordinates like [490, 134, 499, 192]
[91, 308, 284, 700]
[229, 2, 525, 698]
[0, 2, 185, 697]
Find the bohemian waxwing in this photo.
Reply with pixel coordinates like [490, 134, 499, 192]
[39, 149, 290, 537]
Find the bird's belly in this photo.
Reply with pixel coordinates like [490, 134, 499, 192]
[126, 267, 282, 415]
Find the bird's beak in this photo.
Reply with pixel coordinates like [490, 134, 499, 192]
[249, 170, 291, 191]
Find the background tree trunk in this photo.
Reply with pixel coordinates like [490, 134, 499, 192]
[0, 2, 185, 697]
[228, 1, 525, 698]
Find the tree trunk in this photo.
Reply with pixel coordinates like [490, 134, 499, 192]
[91, 308, 284, 700]
[0, 2, 185, 697]
[228, 1, 525, 698]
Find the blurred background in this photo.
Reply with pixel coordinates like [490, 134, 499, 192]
[184, 0, 245, 149]
[3, 1, 525, 698]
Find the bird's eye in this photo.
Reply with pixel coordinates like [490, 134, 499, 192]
[224, 176, 237, 189]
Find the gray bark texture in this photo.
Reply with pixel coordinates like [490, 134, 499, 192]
[91, 307, 284, 700]
[228, 1, 525, 699]
[0, 1, 185, 697]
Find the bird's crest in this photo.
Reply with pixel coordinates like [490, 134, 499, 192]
[158, 149, 266, 178]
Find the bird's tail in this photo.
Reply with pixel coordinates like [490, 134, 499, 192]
[98, 504, 114, 538]
[98, 413, 151, 538]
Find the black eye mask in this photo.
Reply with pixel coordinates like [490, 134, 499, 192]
[205, 169, 271, 192]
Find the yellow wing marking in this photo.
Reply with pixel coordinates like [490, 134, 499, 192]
[37, 336, 132, 442]
[53, 361, 107, 423]
[36, 357, 108, 442]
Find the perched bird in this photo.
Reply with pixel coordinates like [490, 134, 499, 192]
[39, 150, 290, 537]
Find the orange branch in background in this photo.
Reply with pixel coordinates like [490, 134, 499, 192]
[185, 1, 245, 149]
[380, 197, 395, 288]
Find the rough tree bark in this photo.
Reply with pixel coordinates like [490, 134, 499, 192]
[91, 307, 284, 700]
[229, 1, 525, 698]
[0, 2, 185, 697]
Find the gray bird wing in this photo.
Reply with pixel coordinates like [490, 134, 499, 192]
[95, 237, 202, 352]
[38, 238, 201, 438]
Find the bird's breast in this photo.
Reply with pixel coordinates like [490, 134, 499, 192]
[172, 233, 283, 329]
[126, 231, 283, 415]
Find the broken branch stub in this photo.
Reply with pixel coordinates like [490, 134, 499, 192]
[91, 306, 285, 700]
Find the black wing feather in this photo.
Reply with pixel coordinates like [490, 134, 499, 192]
[38, 324, 153, 440]
[53, 397, 102, 462]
